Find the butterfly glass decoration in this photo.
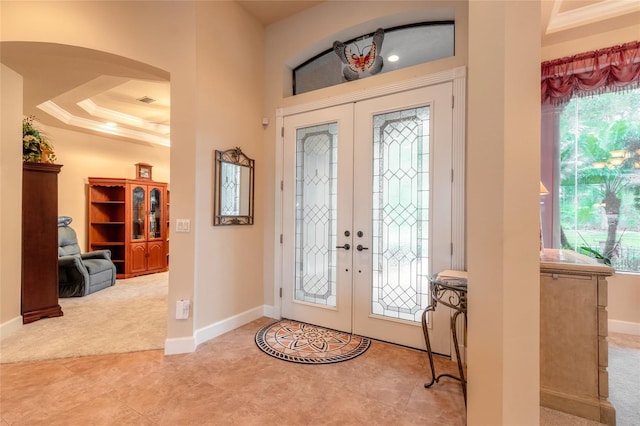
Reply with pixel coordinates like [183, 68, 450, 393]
[333, 28, 384, 81]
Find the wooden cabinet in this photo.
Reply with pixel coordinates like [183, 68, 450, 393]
[89, 178, 168, 278]
[540, 249, 615, 426]
[22, 163, 64, 324]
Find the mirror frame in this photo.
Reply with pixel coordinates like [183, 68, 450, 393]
[213, 147, 255, 226]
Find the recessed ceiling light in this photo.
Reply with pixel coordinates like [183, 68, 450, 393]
[104, 122, 118, 128]
[388, 55, 399, 62]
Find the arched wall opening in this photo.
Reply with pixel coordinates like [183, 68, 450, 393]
[1, 40, 172, 357]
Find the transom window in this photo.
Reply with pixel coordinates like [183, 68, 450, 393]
[293, 22, 455, 95]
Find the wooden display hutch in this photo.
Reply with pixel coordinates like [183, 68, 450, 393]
[88, 177, 169, 279]
[22, 162, 64, 324]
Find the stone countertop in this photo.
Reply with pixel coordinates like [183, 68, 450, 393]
[540, 248, 615, 276]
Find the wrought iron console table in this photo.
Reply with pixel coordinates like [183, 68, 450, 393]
[421, 275, 467, 404]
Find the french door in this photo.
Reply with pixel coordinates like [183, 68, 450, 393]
[282, 84, 453, 354]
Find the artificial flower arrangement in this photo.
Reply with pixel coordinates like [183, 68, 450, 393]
[23, 115, 56, 163]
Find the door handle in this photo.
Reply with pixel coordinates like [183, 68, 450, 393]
[356, 244, 369, 251]
[336, 244, 351, 250]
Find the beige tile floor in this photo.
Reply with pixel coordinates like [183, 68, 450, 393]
[2, 317, 634, 425]
[1, 317, 466, 425]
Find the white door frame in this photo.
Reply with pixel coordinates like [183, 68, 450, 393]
[272, 66, 466, 349]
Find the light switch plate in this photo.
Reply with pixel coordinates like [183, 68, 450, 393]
[175, 300, 190, 319]
[176, 219, 190, 233]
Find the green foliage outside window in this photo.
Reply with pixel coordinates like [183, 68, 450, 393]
[559, 88, 640, 272]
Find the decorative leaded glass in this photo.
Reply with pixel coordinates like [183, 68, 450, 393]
[371, 106, 430, 322]
[295, 123, 338, 307]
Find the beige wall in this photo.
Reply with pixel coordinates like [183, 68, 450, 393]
[0, 1, 264, 344]
[41, 123, 170, 253]
[0, 64, 23, 330]
[466, 2, 541, 424]
[193, 1, 265, 329]
[542, 20, 640, 61]
[1, 3, 637, 424]
[1, 0, 198, 342]
[608, 274, 640, 327]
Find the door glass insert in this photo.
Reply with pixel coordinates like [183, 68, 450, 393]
[132, 186, 145, 240]
[295, 123, 339, 307]
[372, 106, 430, 322]
[149, 188, 161, 239]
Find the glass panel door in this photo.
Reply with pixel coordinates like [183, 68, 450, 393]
[282, 84, 453, 353]
[352, 84, 452, 352]
[282, 104, 354, 332]
[132, 186, 145, 240]
[149, 188, 162, 239]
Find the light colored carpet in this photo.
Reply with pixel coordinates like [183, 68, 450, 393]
[540, 332, 640, 426]
[609, 346, 640, 426]
[540, 406, 606, 425]
[0, 272, 167, 364]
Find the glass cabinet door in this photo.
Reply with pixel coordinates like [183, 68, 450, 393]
[132, 186, 145, 240]
[149, 188, 162, 239]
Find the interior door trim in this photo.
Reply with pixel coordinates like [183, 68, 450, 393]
[273, 66, 466, 318]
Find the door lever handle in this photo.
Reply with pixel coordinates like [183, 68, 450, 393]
[356, 244, 369, 251]
[336, 244, 351, 250]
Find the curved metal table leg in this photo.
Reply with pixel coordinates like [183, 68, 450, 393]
[422, 277, 468, 406]
[451, 309, 467, 405]
[422, 303, 438, 388]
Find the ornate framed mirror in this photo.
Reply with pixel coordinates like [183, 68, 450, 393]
[213, 147, 255, 226]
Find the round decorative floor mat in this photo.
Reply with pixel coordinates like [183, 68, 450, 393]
[255, 319, 371, 364]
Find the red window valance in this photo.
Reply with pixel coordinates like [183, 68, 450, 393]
[541, 40, 640, 105]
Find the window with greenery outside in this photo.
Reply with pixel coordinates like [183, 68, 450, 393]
[558, 87, 640, 272]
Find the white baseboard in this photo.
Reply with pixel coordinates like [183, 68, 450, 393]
[0, 316, 23, 341]
[195, 305, 265, 346]
[164, 336, 197, 355]
[608, 319, 640, 336]
[262, 304, 279, 320]
[165, 305, 278, 355]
